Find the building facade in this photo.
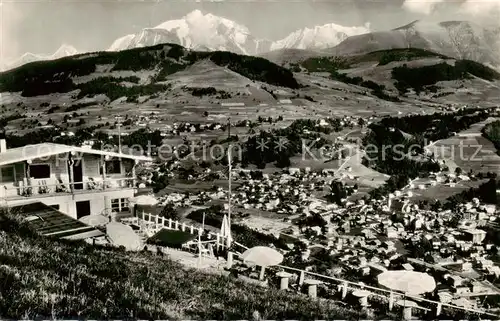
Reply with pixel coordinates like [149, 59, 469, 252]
[0, 140, 152, 220]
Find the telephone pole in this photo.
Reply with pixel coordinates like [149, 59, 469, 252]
[227, 146, 232, 247]
[115, 116, 123, 154]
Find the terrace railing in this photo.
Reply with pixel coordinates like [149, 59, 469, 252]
[132, 211, 499, 319]
[2, 178, 136, 200]
[229, 243, 498, 318]
[134, 211, 229, 249]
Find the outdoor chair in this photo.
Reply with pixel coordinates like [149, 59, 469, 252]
[38, 181, 51, 194]
[56, 178, 69, 193]
[107, 179, 120, 189]
[20, 180, 33, 197]
[93, 177, 104, 190]
[87, 178, 98, 190]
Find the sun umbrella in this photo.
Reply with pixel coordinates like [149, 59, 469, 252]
[79, 214, 109, 227]
[132, 195, 158, 206]
[106, 222, 144, 251]
[377, 270, 436, 295]
[241, 246, 284, 280]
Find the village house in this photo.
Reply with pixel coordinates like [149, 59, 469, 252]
[0, 139, 152, 220]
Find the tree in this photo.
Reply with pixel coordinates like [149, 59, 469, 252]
[159, 203, 179, 220]
[275, 155, 291, 168]
[327, 181, 350, 205]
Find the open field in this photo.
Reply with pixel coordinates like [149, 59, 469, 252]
[427, 118, 500, 174]
[403, 178, 487, 202]
[5, 59, 496, 137]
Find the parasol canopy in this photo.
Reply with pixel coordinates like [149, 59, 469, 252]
[377, 270, 436, 295]
[79, 214, 109, 227]
[106, 222, 144, 251]
[131, 195, 158, 206]
[241, 246, 284, 267]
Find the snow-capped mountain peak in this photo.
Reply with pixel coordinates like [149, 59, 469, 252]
[4, 44, 80, 71]
[330, 19, 500, 69]
[108, 10, 261, 55]
[108, 34, 136, 52]
[53, 44, 79, 58]
[271, 22, 371, 51]
[107, 10, 372, 56]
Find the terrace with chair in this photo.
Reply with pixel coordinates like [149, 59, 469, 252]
[0, 145, 143, 201]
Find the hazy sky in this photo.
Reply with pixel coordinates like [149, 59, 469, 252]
[1, 0, 500, 62]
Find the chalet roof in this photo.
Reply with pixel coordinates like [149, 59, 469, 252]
[9, 202, 105, 240]
[0, 143, 153, 166]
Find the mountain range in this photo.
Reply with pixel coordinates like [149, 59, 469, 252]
[3, 10, 370, 70]
[108, 10, 370, 56]
[3, 10, 500, 71]
[2, 44, 79, 71]
[327, 20, 500, 70]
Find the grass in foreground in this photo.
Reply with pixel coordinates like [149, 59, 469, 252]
[0, 209, 361, 320]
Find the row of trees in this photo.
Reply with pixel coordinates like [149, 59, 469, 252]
[392, 60, 500, 94]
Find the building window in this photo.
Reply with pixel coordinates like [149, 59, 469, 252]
[105, 160, 122, 175]
[111, 198, 129, 213]
[29, 164, 51, 179]
[14, 163, 24, 182]
[0, 166, 15, 183]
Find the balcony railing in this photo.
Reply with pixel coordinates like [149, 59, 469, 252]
[1, 177, 136, 200]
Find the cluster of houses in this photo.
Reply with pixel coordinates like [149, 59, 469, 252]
[228, 168, 351, 213]
[160, 122, 225, 136]
[153, 164, 500, 312]
[274, 193, 500, 309]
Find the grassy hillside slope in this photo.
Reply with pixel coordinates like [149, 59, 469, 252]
[290, 49, 500, 97]
[0, 209, 360, 319]
[0, 43, 299, 98]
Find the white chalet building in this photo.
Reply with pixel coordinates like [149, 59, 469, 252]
[0, 140, 152, 219]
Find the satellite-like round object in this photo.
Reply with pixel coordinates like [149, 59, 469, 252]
[241, 246, 284, 267]
[378, 270, 436, 295]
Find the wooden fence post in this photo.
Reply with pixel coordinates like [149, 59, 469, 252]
[227, 252, 234, 269]
[436, 303, 442, 317]
[341, 281, 348, 299]
[298, 271, 305, 286]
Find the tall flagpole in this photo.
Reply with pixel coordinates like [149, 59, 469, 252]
[227, 143, 232, 248]
[227, 116, 232, 248]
